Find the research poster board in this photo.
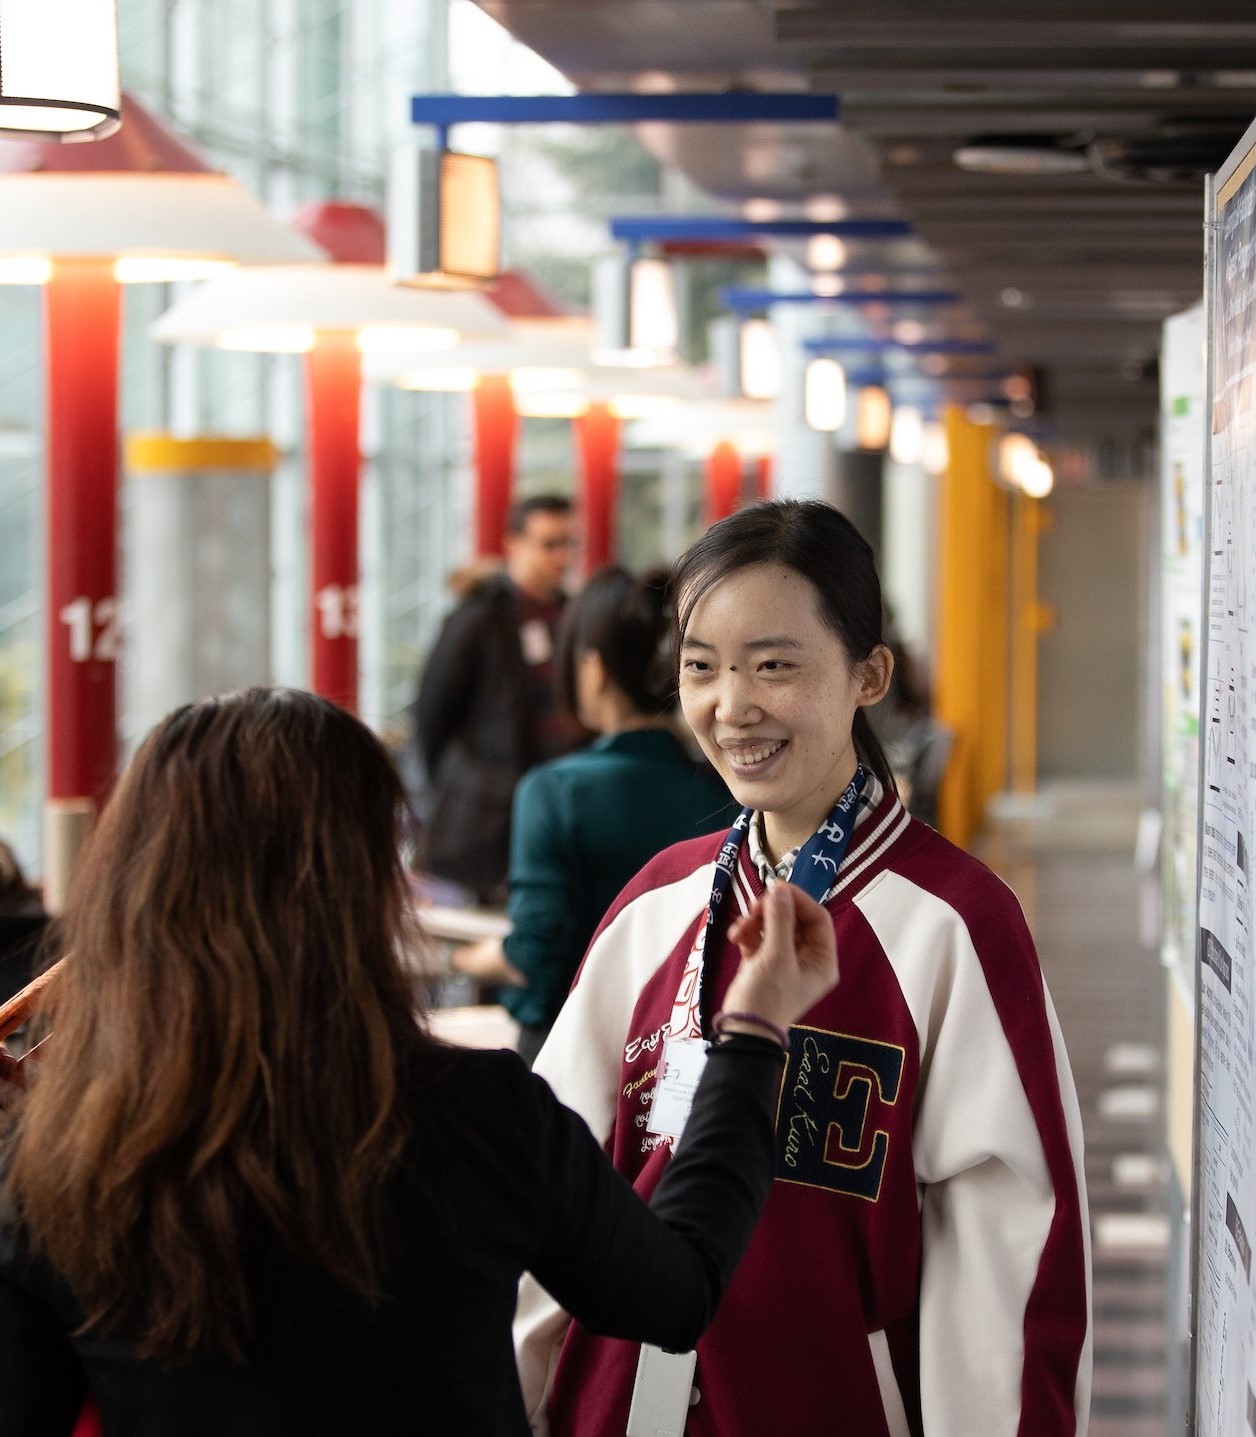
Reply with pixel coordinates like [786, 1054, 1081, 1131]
[1162, 301, 1206, 999]
[1192, 118, 1256, 1436]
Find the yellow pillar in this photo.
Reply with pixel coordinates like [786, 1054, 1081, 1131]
[935, 407, 1011, 848]
[1010, 492, 1044, 794]
[978, 462, 1011, 812]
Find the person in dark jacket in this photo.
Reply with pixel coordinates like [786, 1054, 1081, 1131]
[455, 567, 737, 1063]
[0, 841, 48, 1009]
[414, 494, 585, 903]
[0, 687, 838, 1436]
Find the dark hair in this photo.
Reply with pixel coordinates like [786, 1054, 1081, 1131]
[668, 500, 897, 793]
[4, 688, 430, 1361]
[505, 493, 572, 536]
[558, 566, 673, 719]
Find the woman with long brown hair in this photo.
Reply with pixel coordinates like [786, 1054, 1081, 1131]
[0, 687, 835, 1436]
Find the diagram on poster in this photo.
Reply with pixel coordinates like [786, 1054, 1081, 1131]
[1193, 126, 1256, 1436]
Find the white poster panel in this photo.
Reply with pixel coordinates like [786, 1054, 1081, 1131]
[1162, 302, 1206, 998]
[1193, 127, 1256, 1436]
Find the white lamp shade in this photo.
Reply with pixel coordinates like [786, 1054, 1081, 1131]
[738, 319, 783, 402]
[365, 317, 710, 412]
[0, 0, 120, 141]
[364, 317, 593, 384]
[806, 234, 846, 272]
[0, 174, 321, 264]
[889, 405, 924, 466]
[152, 265, 510, 348]
[1021, 456, 1055, 498]
[804, 358, 847, 432]
[997, 432, 1039, 486]
[630, 258, 679, 354]
[592, 251, 678, 364]
[855, 386, 892, 450]
[627, 398, 777, 459]
[387, 147, 501, 288]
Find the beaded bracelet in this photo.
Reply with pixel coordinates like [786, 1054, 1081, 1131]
[711, 1009, 790, 1051]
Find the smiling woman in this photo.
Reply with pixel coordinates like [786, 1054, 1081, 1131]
[516, 499, 1092, 1437]
[677, 561, 892, 859]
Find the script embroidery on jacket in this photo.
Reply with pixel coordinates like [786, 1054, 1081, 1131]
[775, 1025, 907, 1202]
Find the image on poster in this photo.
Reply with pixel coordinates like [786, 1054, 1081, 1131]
[1162, 301, 1206, 999]
[1194, 138, 1256, 1436]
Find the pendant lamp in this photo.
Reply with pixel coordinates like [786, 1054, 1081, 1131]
[0, 0, 120, 141]
[0, 92, 319, 907]
[152, 202, 507, 712]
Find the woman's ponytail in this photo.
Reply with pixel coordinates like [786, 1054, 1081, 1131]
[853, 708, 896, 795]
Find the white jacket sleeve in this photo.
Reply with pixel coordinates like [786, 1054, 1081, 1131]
[513, 864, 710, 1433]
[857, 872, 1092, 1437]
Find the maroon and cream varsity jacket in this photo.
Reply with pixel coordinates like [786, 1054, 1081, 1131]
[515, 781, 1092, 1437]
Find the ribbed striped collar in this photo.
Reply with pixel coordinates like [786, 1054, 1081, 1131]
[739, 775, 911, 908]
[746, 773, 885, 887]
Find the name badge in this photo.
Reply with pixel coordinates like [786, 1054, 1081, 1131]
[646, 1038, 708, 1140]
[626, 1344, 698, 1437]
[520, 618, 553, 664]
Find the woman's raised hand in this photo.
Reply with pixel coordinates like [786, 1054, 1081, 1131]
[723, 882, 838, 1037]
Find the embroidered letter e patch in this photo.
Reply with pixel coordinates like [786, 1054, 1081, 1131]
[776, 1027, 905, 1201]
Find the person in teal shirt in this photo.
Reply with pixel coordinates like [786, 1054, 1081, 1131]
[456, 567, 736, 1064]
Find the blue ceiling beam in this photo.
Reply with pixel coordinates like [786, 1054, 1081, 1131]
[805, 336, 997, 357]
[409, 92, 840, 129]
[609, 216, 912, 243]
[834, 367, 890, 387]
[722, 287, 960, 312]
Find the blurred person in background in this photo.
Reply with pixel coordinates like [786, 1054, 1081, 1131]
[0, 687, 838, 1435]
[0, 842, 48, 1010]
[413, 495, 586, 905]
[455, 566, 737, 1064]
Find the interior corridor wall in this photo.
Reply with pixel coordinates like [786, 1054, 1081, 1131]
[881, 457, 936, 676]
[1037, 483, 1151, 781]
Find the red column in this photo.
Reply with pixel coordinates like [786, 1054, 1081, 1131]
[705, 440, 743, 525]
[472, 374, 517, 558]
[44, 259, 121, 900]
[72, 1401, 103, 1437]
[576, 402, 622, 577]
[305, 332, 361, 713]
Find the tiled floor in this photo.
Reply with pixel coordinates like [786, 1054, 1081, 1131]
[984, 785, 1170, 1436]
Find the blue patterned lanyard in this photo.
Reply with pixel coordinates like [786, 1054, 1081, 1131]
[695, 765, 866, 1030]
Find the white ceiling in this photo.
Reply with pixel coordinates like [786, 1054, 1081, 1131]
[474, 1, 1256, 449]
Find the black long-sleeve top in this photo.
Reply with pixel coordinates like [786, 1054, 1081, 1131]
[0, 1038, 783, 1436]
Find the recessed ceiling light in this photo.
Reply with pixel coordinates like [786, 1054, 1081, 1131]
[954, 143, 1089, 176]
[634, 72, 678, 93]
[806, 234, 847, 271]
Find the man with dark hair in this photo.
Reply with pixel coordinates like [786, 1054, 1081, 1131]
[413, 494, 585, 903]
